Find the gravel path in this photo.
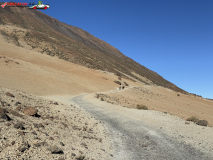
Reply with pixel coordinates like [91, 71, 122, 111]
[70, 94, 211, 160]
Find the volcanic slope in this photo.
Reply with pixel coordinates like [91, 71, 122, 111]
[0, 5, 187, 94]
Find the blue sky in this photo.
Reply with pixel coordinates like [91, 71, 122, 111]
[35, 0, 212, 98]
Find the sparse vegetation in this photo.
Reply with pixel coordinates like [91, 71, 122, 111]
[113, 81, 121, 85]
[124, 82, 129, 86]
[101, 97, 104, 101]
[186, 116, 208, 126]
[186, 116, 199, 123]
[136, 104, 148, 110]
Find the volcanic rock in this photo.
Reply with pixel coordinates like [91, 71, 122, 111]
[50, 145, 64, 154]
[0, 113, 11, 121]
[6, 92, 15, 98]
[23, 107, 38, 116]
[197, 120, 208, 126]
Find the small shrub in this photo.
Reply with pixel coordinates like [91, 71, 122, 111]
[113, 80, 121, 85]
[96, 94, 99, 98]
[101, 97, 104, 101]
[124, 82, 129, 86]
[136, 104, 148, 110]
[177, 94, 180, 96]
[118, 77, 122, 80]
[186, 116, 199, 123]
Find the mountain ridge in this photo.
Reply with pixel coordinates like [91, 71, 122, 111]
[0, 5, 188, 94]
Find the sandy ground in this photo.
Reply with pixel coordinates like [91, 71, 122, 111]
[82, 94, 213, 159]
[97, 86, 213, 127]
[0, 26, 139, 96]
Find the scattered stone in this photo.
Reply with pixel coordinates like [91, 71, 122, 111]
[31, 131, 37, 135]
[61, 122, 68, 128]
[71, 153, 76, 156]
[4, 103, 10, 106]
[43, 122, 48, 125]
[33, 123, 44, 128]
[58, 158, 64, 160]
[76, 155, 85, 160]
[42, 115, 54, 121]
[6, 92, 15, 98]
[185, 121, 190, 125]
[34, 142, 46, 147]
[11, 141, 15, 145]
[80, 142, 88, 149]
[5, 143, 10, 148]
[0, 108, 8, 113]
[49, 145, 64, 154]
[15, 102, 22, 106]
[16, 105, 22, 111]
[18, 131, 25, 136]
[54, 102, 59, 105]
[14, 122, 25, 130]
[197, 120, 208, 126]
[49, 137, 54, 140]
[7, 109, 23, 118]
[0, 101, 4, 107]
[60, 142, 65, 146]
[33, 123, 38, 128]
[0, 113, 11, 121]
[98, 138, 102, 143]
[142, 144, 148, 147]
[23, 107, 38, 116]
[5, 122, 11, 126]
[83, 127, 87, 131]
[38, 123, 44, 128]
[18, 142, 30, 152]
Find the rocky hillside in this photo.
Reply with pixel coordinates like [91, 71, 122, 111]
[0, 87, 113, 159]
[0, 4, 187, 94]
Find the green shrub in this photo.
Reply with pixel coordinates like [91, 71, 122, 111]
[136, 104, 148, 110]
[186, 116, 199, 123]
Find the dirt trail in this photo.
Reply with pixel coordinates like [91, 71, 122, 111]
[50, 93, 213, 160]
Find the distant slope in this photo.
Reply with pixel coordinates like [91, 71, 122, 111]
[0, 4, 187, 94]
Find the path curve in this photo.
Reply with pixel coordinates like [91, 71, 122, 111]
[68, 94, 210, 160]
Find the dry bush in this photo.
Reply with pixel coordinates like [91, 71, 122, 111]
[113, 81, 121, 85]
[186, 116, 199, 123]
[136, 104, 148, 110]
[101, 97, 104, 101]
[124, 82, 129, 86]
